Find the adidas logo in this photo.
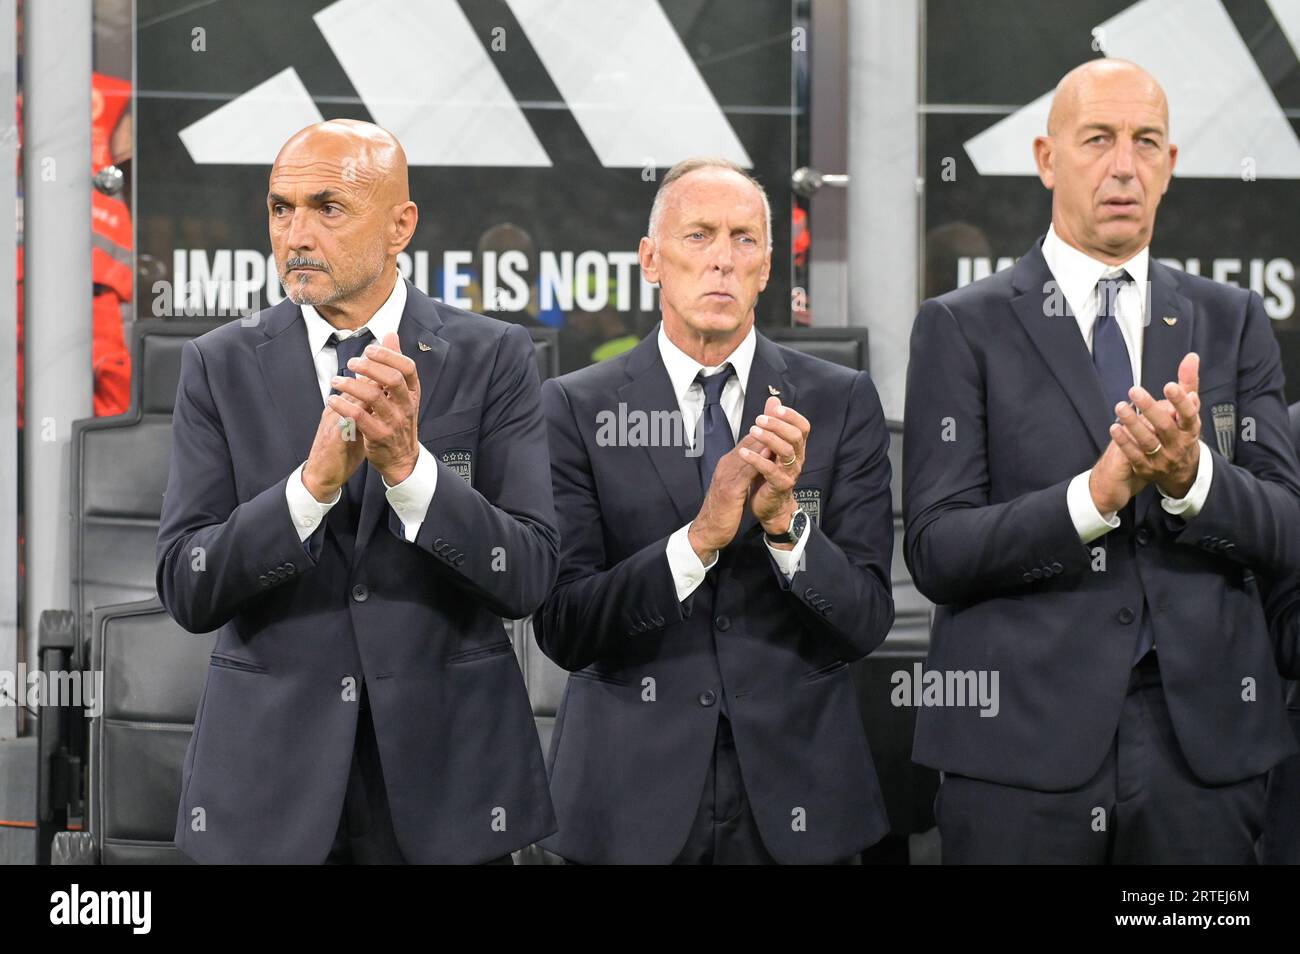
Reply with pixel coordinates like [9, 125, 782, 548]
[178, 0, 750, 169]
[964, 0, 1300, 179]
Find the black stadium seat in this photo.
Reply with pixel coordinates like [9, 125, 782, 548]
[767, 326, 868, 371]
[88, 600, 211, 863]
[40, 319, 221, 863]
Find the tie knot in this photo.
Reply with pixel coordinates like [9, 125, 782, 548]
[331, 328, 375, 367]
[1096, 270, 1132, 318]
[695, 364, 734, 406]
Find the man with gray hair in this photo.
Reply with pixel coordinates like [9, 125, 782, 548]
[535, 157, 896, 864]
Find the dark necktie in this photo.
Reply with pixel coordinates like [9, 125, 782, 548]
[695, 364, 735, 492]
[329, 328, 375, 513]
[1093, 271, 1133, 413]
[1091, 274, 1155, 663]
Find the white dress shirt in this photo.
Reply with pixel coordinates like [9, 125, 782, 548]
[283, 272, 438, 544]
[658, 324, 811, 602]
[1042, 225, 1213, 544]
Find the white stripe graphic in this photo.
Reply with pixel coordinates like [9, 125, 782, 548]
[507, 0, 750, 169]
[964, 0, 1300, 178]
[178, 68, 324, 165]
[314, 0, 551, 166]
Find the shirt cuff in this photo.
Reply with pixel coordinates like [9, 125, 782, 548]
[383, 444, 438, 542]
[1067, 469, 1120, 544]
[666, 522, 717, 603]
[765, 514, 812, 580]
[1159, 439, 1213, 518]
[286, 461, 341, 543]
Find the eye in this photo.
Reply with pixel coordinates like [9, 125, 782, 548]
[686, 231, 706, 240]
[737, 234, 757, 246]
[1087, 134, 1107, 145]
[271, 203, 289, 216]
[321, 203, 342, 216]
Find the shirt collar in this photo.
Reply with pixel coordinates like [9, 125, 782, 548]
[300, 270, 408, 357]
[657, 321, 757, 405]
[1042, 223, 1150, 318]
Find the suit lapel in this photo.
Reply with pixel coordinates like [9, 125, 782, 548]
[255, 299, 324, 473]
[355, 281, 447, 556]
[1135, 261, 1194, 524]
[1011, 239, 1113, 456]
[617, 331, 704, 525]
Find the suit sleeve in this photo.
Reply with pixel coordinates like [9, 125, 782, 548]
[1163, 292, 1300, 575]
[532, 377, 692, 672]
[903, 297, 1092, 606]
[155, 339, 322, 634]
[769, 370, 895, 661]
[387, 323, 559, 620]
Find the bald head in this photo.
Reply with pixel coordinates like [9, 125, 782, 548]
[274, 118, 411, 206]
[1033, 59, 1177, 265]
[268, 120, 418, 322]
[1046, 58, 1169, 138]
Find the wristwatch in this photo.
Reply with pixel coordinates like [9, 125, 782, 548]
[764, 508, 808, 546]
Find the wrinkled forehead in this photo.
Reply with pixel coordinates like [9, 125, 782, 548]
[663, 169, 766, 229]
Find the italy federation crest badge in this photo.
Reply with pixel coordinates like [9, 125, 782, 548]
[1211, 403, 1236, 461]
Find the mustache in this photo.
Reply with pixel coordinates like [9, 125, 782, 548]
[285, 256, 331, 273]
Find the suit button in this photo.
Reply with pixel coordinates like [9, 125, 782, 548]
[258, 575, 268, 586]
[1224, 542, 1236, 552]
[715, 615, 730, 631]
[699, 690, 717, 707]
[351, 584, 369, 603]
[1031, 568, 1043, 580]
[1051, 562, 1063, 574]
[1117, 607, 1135, 624]
[1136, 529, 1151, 546]
[1021, 572, 1033, 583]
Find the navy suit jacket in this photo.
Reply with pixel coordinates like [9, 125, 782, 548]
[534, 327, 895, 864]
[905, 237, 1300, 791]
[156, 280, 558, 863]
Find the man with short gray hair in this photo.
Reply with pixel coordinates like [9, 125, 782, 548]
[535, 157, 895, 864]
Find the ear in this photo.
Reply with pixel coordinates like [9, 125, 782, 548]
[389, 201, 418, 256]
[1163, 143, 1178, 194]
[757, 246, 771, 294]
[1033, 135, 1056, 190]
[638, 235, 660, 285]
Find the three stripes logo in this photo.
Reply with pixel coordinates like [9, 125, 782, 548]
[178, 0, 751, 169]
[964, 0, 1300, 179]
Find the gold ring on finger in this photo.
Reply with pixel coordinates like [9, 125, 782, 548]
[1145, 442, 1162, 457]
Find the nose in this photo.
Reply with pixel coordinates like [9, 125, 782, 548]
[284, 206, 316, 252]
[709, 234, 734, 273]
[1110, 136, 1136, 180]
